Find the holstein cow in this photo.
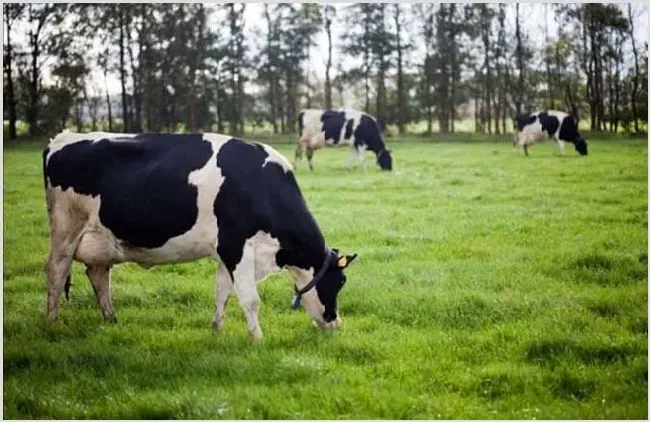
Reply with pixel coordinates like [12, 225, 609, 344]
[513, 110, 588, 157]
[295, 109, 393, 172]
[42, 131, 358, 341]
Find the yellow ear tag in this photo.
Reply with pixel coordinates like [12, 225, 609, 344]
[338, 256, 348, 268]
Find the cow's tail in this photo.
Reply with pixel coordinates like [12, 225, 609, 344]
[297, 111, 305, 138]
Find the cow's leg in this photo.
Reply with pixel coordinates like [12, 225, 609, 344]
[347, 147, 357, 170]
[232, 245, 263, 341]
[85, 264, 116, 323]
[45, 202, 86, 321]
[358, 146, 367, 172]
[306, 147, 315, 172]
[557, 139, 566, 155]
[294, 142, 305, 170]
[523, 144, 529, 157]
[212, 263, 233, 331]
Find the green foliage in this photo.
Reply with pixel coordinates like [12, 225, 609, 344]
[3, 137, 647, 419]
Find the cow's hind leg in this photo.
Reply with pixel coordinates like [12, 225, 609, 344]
[523, 144, 529, 157]
[85, 264, 116, 323]
[294, 143, 304, 170]
[45, 203, 86, 321]
[231, 245, 263, 341]
[213, 263, 233, 331]
[306, 147, 315, 172]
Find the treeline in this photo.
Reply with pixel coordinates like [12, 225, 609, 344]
[3, 3, 648, 140]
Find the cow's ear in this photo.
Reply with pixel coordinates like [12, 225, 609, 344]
[337, 253, 358, 268]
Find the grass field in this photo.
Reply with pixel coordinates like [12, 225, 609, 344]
[3, 134, 648, 419]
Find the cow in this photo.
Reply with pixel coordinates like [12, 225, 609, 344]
[295, 109, 393, 172]
[513, 110, 588, 157]
[42, 131, 358, 341]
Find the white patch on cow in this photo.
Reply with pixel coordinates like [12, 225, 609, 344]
[62, 135, 228, 267]
[300, 108, 370, 150]
[46, 131, 136, 166]
[515, 110, 574, 155]
[261, 143, 293, 173]
[202, 132, 234, 146]
[125, 138, 226, 265]
[248, 231, 282, 282]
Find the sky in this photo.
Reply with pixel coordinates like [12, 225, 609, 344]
[7, 3, 649, 97]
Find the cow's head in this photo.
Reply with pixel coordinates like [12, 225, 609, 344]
[574, 135, 588, 156]
[292, 249, 358, 329]
[377, 149, 393, 171]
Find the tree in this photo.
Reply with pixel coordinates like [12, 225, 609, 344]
[3, 4, 25, 140]
[25, 3, 66, 135]
[628, 4, 641, 133]
[323, 5, 335, 109]
[414, 3, 435, 134]
[393, 4, 410, 134]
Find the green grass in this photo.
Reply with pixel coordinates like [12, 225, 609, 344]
[3, 135, 648, 419]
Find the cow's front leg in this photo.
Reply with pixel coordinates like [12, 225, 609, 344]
[213, 263, 233, 331]
[557, 140, 566, 155]
[232, 245, 263, 341]
[347, 147, 357, 170]
[358, 146, 367, 172]
[86, 264, 116, 323]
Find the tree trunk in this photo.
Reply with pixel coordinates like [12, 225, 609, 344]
[118, 8, 129, 132]
[237, 4, 245, 135]
[324, 5, 333, 109]
[104, 72, 113, 132]
[28, 19, 40, 136]
[514, 3, 524, 116]
[544, 4, 554, 110]
[628, 4, 640, 134]
[363, 5, 370, 113]
[4, 8, 17, 140]
[126, 13, 142, 132]
[394, 4, 405, 134]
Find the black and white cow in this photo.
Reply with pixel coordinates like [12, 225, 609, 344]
[43, 131, 358, 341]
[513, 110, 588, 156]
[295, 109, 393, 171]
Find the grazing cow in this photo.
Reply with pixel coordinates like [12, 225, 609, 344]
[513, 110, 588, 156]
[295, 109, 393, 172]
[42, 131, 358, 341]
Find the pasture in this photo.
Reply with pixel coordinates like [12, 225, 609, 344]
[3, 135, 648, 419]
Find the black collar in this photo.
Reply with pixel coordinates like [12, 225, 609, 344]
[291, 248, 333, 309]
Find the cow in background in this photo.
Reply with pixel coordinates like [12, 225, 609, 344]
[295, 109, 393, 171]
[513, 110, 588, 156]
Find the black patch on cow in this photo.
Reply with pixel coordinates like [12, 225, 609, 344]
[214, 138, 351, 320]
[354, 115, 393, 171]
[558, 114, 588, 155]
[298, 111, 305, 137]
[515, 114, 537, 131]
[42, 147, 50, 189]
[214, 138, 326, 274]
[45, 134, 213, 248]
[558, 114, 579, 143]
[320, 110, 347, 144]
[343, 119, 355, 140]
[537, 112, 560, 138]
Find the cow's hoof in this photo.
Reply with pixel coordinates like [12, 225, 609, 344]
[250, 331, 263, 342]
[212, 320, 225, 331]
[103, 314, 117, 324]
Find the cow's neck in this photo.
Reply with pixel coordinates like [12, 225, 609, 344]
[277, 234, 328, 280]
